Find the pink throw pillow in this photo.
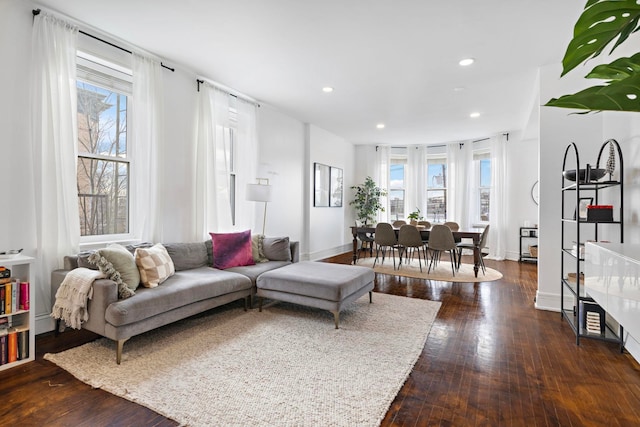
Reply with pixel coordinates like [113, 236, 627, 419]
[210, 230, 255, 269]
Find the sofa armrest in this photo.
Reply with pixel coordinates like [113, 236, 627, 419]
[51, 269, 118, 318]
[290, 241, 300, 263]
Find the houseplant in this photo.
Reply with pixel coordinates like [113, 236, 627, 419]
[350, 177, 386, 225]
[407, 208, 423, 222]
[545, 0, 640, 112]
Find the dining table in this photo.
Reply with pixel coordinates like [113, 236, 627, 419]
[350, 225, 486, 277]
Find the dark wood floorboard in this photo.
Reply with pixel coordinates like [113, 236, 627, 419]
[1, 254, 640, 426]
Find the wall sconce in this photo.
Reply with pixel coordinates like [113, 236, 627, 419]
[246, 178, 272, 235]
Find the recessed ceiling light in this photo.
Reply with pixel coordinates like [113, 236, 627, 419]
[376, 123, 385, 129]
[322, 86, 334, 93]
[459, 58, 475, 66]
[453, 87, 465, 92]
[470, 112, 480, 118]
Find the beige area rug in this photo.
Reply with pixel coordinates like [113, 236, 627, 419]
[45, 293, 441, 427]
[356, 256, 502, 282]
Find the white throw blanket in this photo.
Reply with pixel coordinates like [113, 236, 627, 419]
[51, 268, 105, 330]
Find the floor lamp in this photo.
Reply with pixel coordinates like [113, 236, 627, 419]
[246, 178, 272, 235]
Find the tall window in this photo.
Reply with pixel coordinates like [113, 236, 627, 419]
[426, 155, 447, 222]
[389, 157, 406, 220]
[475, 151, 491, 222]
[76, 53, 132, 237]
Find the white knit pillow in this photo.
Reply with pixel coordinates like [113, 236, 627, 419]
[135, 244, 175, 288]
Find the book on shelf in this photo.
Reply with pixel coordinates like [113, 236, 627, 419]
[7, 327, 17, 363]
[11, 279, 19, 313]
[19, 282, 29, 311]
[0, 285, 4, 315]
[4, 282, 11, 314]
[13, 325, 29, 360]
[0, 329, 7, 365]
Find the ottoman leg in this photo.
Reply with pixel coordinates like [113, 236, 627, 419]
[333, 311, 340, 329]
[258, 297, 263, 312]
[369, 291, 372, 303]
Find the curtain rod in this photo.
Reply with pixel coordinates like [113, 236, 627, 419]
[196, 79, 260, 107]
[32, 9, 175, 72]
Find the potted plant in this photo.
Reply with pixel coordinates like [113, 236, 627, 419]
[350, 177, 387, 225]
[407, 208, 423, 224]
[545, 0, 640, 112]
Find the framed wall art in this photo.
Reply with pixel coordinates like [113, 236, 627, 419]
[330, 166, 343, 207]
[314, 163, 330, 207]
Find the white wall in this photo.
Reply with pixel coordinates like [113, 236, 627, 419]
[307, 124, 355, 260]
[256, 105, 306, 244]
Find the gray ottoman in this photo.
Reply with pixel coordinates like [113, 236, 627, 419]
[256, 261, 375, 328]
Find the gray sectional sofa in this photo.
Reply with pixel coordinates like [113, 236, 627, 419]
[51, 237, 299, 364]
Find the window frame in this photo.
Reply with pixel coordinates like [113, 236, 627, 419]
[474, 149, 491, 223]
[425, 149, 448, 222]
[76, 52, 135, 244]
[389, 152, 407, 221]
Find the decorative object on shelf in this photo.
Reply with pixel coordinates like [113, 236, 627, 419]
[586, 205, 614, 222]
[574, 197, 593, 220]
[562, 167, 606, 183]
[0, 249, 23, 260]
[350, 177, 386, 225]
[246, 178, 272, 235]
[605, 139, 616, 180]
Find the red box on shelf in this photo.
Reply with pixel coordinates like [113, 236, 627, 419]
[586, 205, 613, 222]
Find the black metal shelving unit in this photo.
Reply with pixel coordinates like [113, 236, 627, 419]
[519, 227, 538, 263]
[560, 140, 624, 351]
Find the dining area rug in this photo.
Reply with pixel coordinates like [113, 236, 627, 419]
[44, 293, 441, 427]
[355, 256, 502, 282]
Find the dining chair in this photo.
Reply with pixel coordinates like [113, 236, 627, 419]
[457, 224, 490, 274]
[354, 220, 375, 262]
[373, 222, 399, 269]
[427, 224, 458, 276]
[397, 224, 427, 272]
[444, 221, 461, 243]
[417, 220, 431, 228]
[392, 220, 407, 228]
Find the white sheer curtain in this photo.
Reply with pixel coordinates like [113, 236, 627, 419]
[448, 142, 473, 229]
[30, 13, 80, 314]
[374, 145, 391, 223]
[233, 97, 258, 231]
[487, 134, 508, 259]
[406, 146, 427, 218]
[194, 84, 232, 238]
[131, 54, 164, 242]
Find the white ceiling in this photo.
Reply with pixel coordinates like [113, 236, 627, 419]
[36, 0, 584, 145]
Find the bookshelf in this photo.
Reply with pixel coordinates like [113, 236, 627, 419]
[0, 255, 34, 370]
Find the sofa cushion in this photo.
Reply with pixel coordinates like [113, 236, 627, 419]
[226, 260, 292, 285]
[135, 243, 175, 288]
[88, 244, 140, 298]
[251, 234, 269, 263]
[263, 237, 292, 261]
[104, 267, 252, 326]
[77, 250, 98, 270]
[164, 241, 208, 271]
[210, 230, 255, 269]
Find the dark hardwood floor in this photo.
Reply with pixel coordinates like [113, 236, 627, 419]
[2, 254, 640, 426]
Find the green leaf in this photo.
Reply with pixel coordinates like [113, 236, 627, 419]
[545, 58, 640, 112]
[561, 0, 640, 76]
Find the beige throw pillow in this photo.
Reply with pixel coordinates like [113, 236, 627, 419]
[135, 243, 175, 288]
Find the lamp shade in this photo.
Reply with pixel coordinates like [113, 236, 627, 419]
[246, 183, 272, 202]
